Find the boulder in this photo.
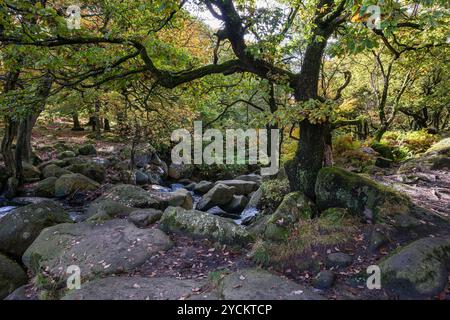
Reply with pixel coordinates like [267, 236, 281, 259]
[127, 209, 163, 228]
[94, 184, 161, 209]
[86, 199, 136, 221]
[235, 174, 262, 184]
[215, 180, 258, 195]
[32, 177, 57, 197]
[0, 253, 28, 299]
[379, 237, 450, 299]
[42, 164, 72, 178]
[249, 192, 316, 242]
[207, 206, 240, 220]
[168, 163, 193, 180]
[37, 159, 68, 171]
[222, 195, 249, 214]
[78, 144, 97, 156]
[193, 181, 214, 194]
[62, 276, 206, 300]
[219, 269, 324, 300]
[197, 184, 236, 211]
[22, 162, 41, 182]
[0, 200, 72, 257]
[54, 173, 100, 198]
[65, 162, 106, 183]
[23, 220, 173, 287]
[246, 187, 262, 209]
[315, 167, 411, 222]
[57, 151, 77, 160]
[312, 271, 336, 290]
[134, 170, 149, 185]
[160, 207, 252, 247]
[325, 253, 353, 268]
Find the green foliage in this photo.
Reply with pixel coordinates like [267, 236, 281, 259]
[382, 130, 439, 158]
[260, 178, 290, 214]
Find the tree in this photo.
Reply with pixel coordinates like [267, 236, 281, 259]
[1, 0, 448, 199]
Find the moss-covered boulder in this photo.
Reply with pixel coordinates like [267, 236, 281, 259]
[424, 138, 450, 156]
[22, 220, 173, 288]
[249, 192, 316, 242]
[0, 200, 72, 257]
[315, 167, 411, 222]
[65, 162, 106, 183]
[42, 164, 72, 178]
[380, 237, 450, 299]
[32, 177, 57, 197]
[57, 150, 77, 159]
[86, 199, 136, 221]
[22, 162, 41, 182]
[54, 173, 100, 198]
[94, 184, 162, 209]
[160, 207, 253, 247]
[0, 253, 28, 299]
[77, 144, 97, 156]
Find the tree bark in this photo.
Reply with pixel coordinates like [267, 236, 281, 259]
[71, 112, 84, 131]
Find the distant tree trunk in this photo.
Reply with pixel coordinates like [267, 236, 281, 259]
[93, 101, 102, 137]
[104, 118, 111, 131]
[71, 112, 84, 131]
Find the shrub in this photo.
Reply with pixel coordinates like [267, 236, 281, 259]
[333, 134, 361, 156]
[259, 178, 290, 214]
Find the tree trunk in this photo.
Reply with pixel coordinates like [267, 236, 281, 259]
[104, 118, 111, 131]
[71, 112, 84, 131]
[286, 27, 333, 199]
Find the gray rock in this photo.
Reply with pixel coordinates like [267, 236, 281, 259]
[219, 269, 324, 300]
[0, 200, 72, 257]
[86, 199, 136, 221]
[42, 164, 72, 178]
[62, 276, 206, 300]
[54, 173, 100, 198]
[194, 181, 214, 194]
[65, 162, 106, 183]
[222, 195, 249, 214]
[57, 151, 77, 159]
[369, 231, 389, 252]
[160, 207, 252, 247]
[246, 187, 262, 209]
[168, 163, 193, 180]
[215, 180, 258, 195]
[312, 271, 336, 290]
[197, 184, 236, 211]
[235, 174, 262, 184]
[32, 177, 57, 197]
[22, 162, 41, 182]
[78, 144, 97, 156]
[380, 237, 450, 299]
[207, 206, 240, 220]
[128, 209, 163, 228]
[325, 253, 353, 268]
[134, 170, 149, 185]
[23, 220, 173, 287]
[95, 184, 161, 209]
[0, 253, 28, 299]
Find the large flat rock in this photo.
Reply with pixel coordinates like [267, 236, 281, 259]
[23, 220, 173, 286]
[62, 276, 206, 300]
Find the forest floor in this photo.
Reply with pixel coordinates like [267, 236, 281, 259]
[7, 121, 450, 300]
